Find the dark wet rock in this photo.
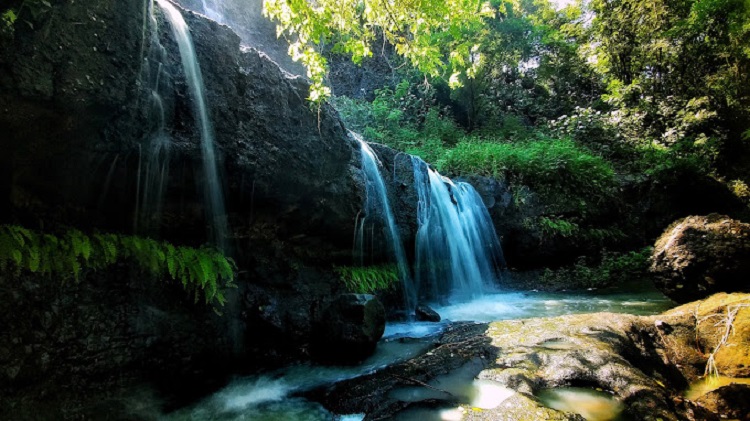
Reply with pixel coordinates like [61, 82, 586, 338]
[694, 383, 750, 419]
[415, 304, 441, 322]
[0, 0, 367, 413]
[306, 322, 495, 418]
[650, 214, 750, 303]
[312, 294, 386, 363]
[0, 266, 239, 419]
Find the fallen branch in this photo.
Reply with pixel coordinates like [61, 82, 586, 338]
[389, 374, 455, 398]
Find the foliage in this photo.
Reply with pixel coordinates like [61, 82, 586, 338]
[437, 137, 617, 213]
[333, 78, 462, 151]
[2, 0, 53, 34]
[334, 264, 399, 294]
[263, 0, 494, 101]
[540, 247, 654, 289]
[0, 225, 236, 306]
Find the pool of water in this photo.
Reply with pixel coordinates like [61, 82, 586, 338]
[685, 376, 750, 401]
[148, 286, 673, 420]
[537, 387, 629, 421]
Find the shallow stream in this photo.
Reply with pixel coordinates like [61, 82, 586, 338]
[148, 284, 673, 420]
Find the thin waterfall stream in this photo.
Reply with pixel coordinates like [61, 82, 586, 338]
[155, 0, 228, 249]
[353, 133, 415, 310]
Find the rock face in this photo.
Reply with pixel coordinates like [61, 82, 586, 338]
[310, 293, 750, 421]
[0, 0, 375, 410]
[0, 267, 237, 419]
[312, 294, 386, 363]
[651, 214, 750, 303]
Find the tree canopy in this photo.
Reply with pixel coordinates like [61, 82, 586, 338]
[263, 0, 496, 101]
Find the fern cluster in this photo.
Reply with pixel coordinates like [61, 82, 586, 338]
[0, 225, 236, 306]
[334, 264, 399, 294]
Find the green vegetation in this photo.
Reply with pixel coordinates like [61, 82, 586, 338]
[0, 225, 236, 306]
[334, 264, 399, 294]
[440, 138, 615, 205]
[540, 248, 654, 289]
[325, 0, 750, 276]
[263, 0, 493, 101]
[2, 0, 52, 34]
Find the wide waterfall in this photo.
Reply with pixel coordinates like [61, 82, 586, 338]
[352, 133, 416, 311]
[353, 133, 505, 312]
[156, 0, 228, 249]
[412, 157, 505, 301]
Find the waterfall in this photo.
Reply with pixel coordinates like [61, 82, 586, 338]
[135, 0, 172, 235]
[412, 156, 505, 301]
[352, 133, 416, 311]
[200, 0, 225, 23]
[156, 0, 228, 250]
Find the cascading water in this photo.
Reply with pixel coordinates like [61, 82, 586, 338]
[135, 0, 172, 235]
[155, 0, 228, 250]
[352, 133, 416, 311]
[411, 156, 505, 301]
[200, 0, 225, 23]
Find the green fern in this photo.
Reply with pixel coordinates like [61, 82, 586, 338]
[0, 225, 236, 307]
[334, 264, 399, 294]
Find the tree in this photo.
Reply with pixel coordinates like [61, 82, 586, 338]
[262, 0, 496, 101]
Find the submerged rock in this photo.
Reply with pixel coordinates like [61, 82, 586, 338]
[312, 294, 386, 363]
[415, 304, 441, 322]
[650, 214, 750, 303]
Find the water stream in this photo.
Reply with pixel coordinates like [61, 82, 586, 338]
[200, 0, 225, 23]
[412, 156, 504, 301]
[139, 286, 673, 420]
[135, 0, 172, 235]
[156, 0, 228, 249]
[353, 133, 415, 310]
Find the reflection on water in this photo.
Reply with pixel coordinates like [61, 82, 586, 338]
[537, 387, 628, 421]
[685, 376, 750, 401]
[389, 361, 514, 410]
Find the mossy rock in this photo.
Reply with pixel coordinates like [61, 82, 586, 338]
[651, 214, 750, 303]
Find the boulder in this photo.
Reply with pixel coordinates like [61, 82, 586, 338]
[415, 304, 441, 322]
[650, 214, 750, 303]
[313, 294, 386, 363]
[694, 384, 750, 419]
[658, 293, 750, 379]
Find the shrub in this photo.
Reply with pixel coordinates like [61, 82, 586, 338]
[540, 247, 653, 289]
[0, 225, 236, 306]
[439, 136, 617, 213]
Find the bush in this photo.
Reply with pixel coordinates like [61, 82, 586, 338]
[540, 247, 653, 289]
[439, 136, 617, 213]
[0, 225, 236, 306]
